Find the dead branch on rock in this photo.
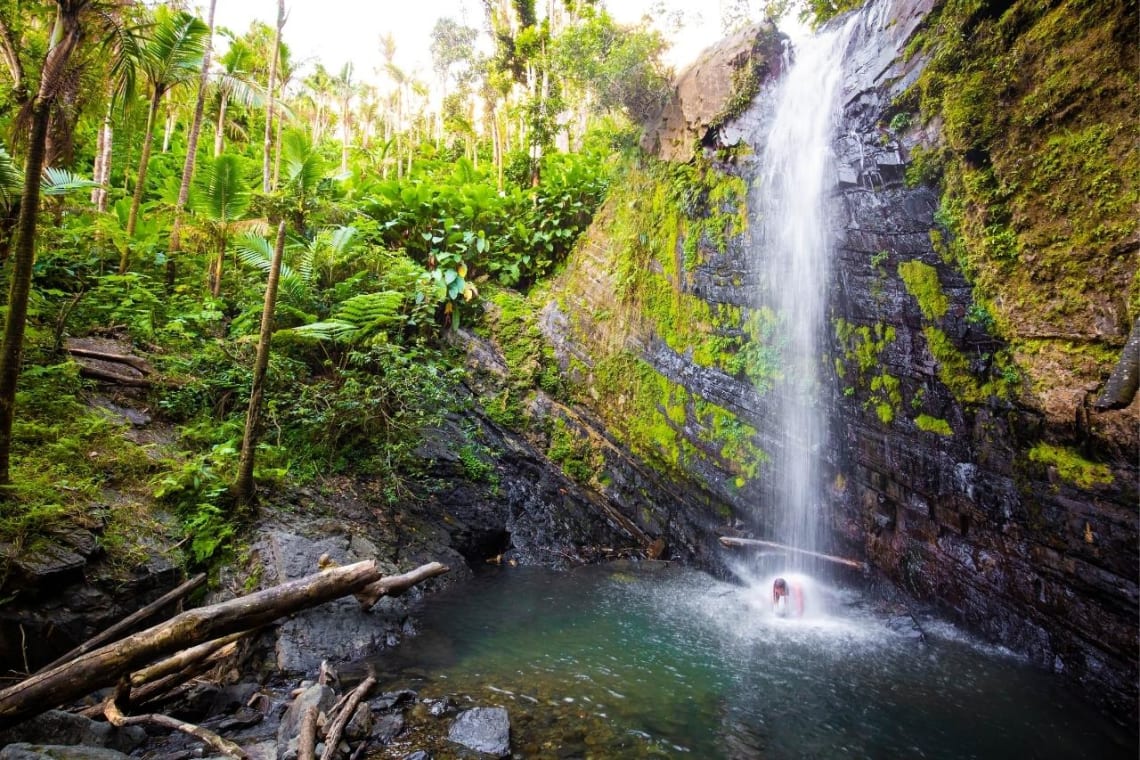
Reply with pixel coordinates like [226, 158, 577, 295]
[0, 560, 448, 727]
[718, 536, 867, 570]
[65, 346, 153, 375]
[39, 574, 207, 674]
[320, 673, 376, 760]
[355, 561, 449, 611]
[78, 634, 246, 719]
[105, 686, 248, 759]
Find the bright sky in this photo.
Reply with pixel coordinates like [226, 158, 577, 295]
[207, 0, 727, 87]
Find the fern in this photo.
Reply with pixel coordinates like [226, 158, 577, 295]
[287, 291, 406, 345]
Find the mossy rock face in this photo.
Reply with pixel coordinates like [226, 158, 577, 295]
[908, 0, 1139, 434]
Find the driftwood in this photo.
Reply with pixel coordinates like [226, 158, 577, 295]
[718, 536, 866, 570]
[79, 647, 229, 719]
[320, 673, 376, 760]
[297, 703, 320, 760]
[0, 560, 448, 727]
[105, 687, 248, 759]
[130, 629, 252, 687]
[355, 562, 450, 610]
[39, 574, 207, 674]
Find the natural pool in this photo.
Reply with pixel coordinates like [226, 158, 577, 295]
[368, 562, 1135, 759]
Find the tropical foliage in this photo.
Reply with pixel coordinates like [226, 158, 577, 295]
[0, 0, 662, 568]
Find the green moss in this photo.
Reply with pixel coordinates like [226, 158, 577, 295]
[914, 414, 953, 436]
[906, 0, 1138, 398]
[604, 160, 757, 382]
[1028, 443, 1113, 489]
[547, 418, 603, 484]
[835, 319, 902, 425]
[897, 260, 949, 320]
[922, 325, 1018, 404]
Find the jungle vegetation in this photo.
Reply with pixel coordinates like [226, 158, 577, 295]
[0, 0, 672, 571]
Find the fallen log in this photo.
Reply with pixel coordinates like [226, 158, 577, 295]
[0, 560, 448, 727]
[80, 649, 228, 719]
[130, 629, 252, 688]
[320, 673, 376, 760]
[718, 536, 866, 570]
[355, 561, 449, 611]
[39, 574, 207, 674]
[76, 364, 152, 387]
[66, 346, 153, 375]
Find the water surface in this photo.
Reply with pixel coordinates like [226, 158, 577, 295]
[370, 563, 1134, 759]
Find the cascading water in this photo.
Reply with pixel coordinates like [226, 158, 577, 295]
[753, 17, 856, 580]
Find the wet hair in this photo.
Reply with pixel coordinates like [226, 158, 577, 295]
[773, 577, 788, 591]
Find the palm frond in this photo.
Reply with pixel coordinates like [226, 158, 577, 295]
[281, 129, 326, 196]
[215, 73, 265, 109]
[0, 146, 23, 211]
[143, 9, 209, 93]
[192, 154, 250, 223]
[234, 232, 309, 304]
[41, 167, 99, 197]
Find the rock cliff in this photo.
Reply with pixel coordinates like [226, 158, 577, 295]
[538, 0, 1138, 722]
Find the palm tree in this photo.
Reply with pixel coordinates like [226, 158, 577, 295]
[122, 6, 209, 272]
[167, 0, 218, 287]
[303, 64, 334, 143]
[192, 153, 255, 297]
[0, 0, 93, 485]
[277, 128, 326, 232]
[262, 0, 286, 193]
[211, 35, 262, 156]
[332, 62, 354, 174]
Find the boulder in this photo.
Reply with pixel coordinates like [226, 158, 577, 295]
[640, 22, 784, 162]
[0, 747, 130, 760]
[0, 711, 144, 754]
[448, 707, 510, 758]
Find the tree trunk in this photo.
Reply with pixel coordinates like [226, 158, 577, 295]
[96, 112, 113, 213]
[123, 91, 162, 272]
[231, 221, 286, 506]
[272, 108, 283, 188]
[0, 2, 85, 485]
[91, 108, 105, 205]
[168, 0, 217, 290]
[262, 0, 285, 193]
[0, 102, 51, 486]
[0, 559, 447, 727]
[210, 229, 227, 298]
[161, 92, 175, 153]
[214, 93, 228, 156]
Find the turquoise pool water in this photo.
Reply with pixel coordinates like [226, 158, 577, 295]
[369, 562, 1135, 759]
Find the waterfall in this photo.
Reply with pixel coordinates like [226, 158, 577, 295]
[754, 17, 856, 574]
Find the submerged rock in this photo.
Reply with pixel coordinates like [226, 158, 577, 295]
[448, 707, 510, 757]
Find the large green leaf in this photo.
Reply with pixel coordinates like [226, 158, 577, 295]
[192, 154, 251, 224]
